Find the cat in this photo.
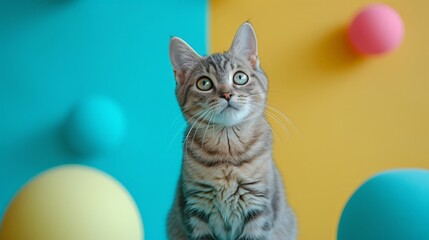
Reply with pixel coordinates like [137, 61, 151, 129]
[167, 22, 297, 240]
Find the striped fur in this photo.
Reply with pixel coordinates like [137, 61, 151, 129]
[168, 23, 297, 240]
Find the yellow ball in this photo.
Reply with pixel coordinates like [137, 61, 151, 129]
[0, 165, 143, 240]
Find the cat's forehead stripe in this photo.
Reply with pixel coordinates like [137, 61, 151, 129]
[222, 58, 229, 70]
[199, 54, 233, 84]
[208, 59, 218, 73]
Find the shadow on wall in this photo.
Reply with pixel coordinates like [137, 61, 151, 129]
[0, 0, 73, 24]
[0, 0, 77, 184]
[0, 122, 76, 179]
[308, 26, 364, 74]
[0, 0, 73, 7]
[0, 0, 101, 177]
[282, 25, 365, 87]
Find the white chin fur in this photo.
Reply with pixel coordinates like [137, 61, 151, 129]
[214, 106, 250, 127]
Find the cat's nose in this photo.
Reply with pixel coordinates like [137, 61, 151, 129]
[220, 92, 234, 101]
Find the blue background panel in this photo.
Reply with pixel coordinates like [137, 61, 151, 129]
[0, 0, 207, 239]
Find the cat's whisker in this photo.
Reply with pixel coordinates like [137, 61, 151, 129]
[264, 110, 291, 138]
[191, 109, 214, 150]
[250, 103, 291, 138]
[259, 116, 280, 140]
[246, 94, 299, 135]
[185, 110, 210, 145]
[251, 102, 299, 138]
[246, 91, 265, 97]
[168, 106, 206, 148]
[167, 109, 209, 152]
[202, 110, 216, 149]
[185, 106, 216, 151]
[169, 105, 196, 127]
[265, 104, 300, 135]
[184, 109, 212, 157]
[212, 113, 216, 140]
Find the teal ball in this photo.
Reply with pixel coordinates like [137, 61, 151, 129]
[65, 96, 126, 156]
[338, 169, 429, 240]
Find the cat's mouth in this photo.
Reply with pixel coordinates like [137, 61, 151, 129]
[212, 102, 250, 127]
[220, 104, 239, 114]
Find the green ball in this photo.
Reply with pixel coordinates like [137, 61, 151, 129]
[65, 96, 126, 156]
[338, 169, 429, 240]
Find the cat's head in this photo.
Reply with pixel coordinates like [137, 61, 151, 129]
[169, 22, 267, 127]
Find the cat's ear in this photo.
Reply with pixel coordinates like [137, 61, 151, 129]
[169, 37, 201, 85]
[229, 22, 259, 69]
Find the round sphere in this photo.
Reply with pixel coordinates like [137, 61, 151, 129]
[348, 3, 404, 55]
[65, 96, 126, 156]
[0, 165, 143, 240]
[338, 169, 429, 240]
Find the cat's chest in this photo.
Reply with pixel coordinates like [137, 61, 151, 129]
[204, 166, 268, 238]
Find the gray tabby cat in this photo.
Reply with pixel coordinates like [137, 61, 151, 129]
[167, 22, 297, 240]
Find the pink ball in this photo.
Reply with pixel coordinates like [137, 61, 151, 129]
[348, 3, 404, 55]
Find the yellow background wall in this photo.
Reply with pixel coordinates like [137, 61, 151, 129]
[211, 1, 429, 239]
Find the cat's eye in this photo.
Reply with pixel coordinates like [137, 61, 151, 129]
[233, 71, 249, 85]
[196, 77, 213, 91]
